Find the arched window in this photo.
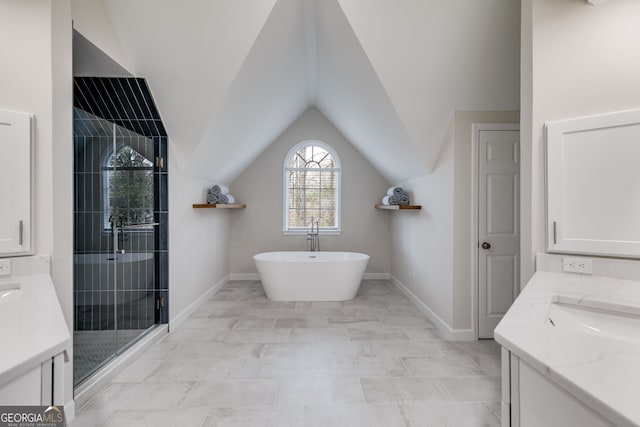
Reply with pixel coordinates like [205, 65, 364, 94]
[103, 144, 154, 229]
[284, 141, 341, 232]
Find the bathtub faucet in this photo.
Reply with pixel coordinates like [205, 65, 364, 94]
[307, 216, 320, 252]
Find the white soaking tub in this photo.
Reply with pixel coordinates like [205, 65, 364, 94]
[253, 251, 369, 301]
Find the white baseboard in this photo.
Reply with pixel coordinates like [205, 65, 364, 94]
[229, 272, 391, 281]
[363, 272, 390, 280]
[229, 273, 260, 281]
[390, 275, 475, 342]
[170, 274, 230, 331]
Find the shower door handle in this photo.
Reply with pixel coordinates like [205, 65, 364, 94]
[118, 226, 126, 254]
[113, 225, 125, 254]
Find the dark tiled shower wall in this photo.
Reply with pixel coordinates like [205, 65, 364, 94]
[73, 77, 167, 137]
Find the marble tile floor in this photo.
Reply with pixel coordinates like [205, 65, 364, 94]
[71, 280, 502, 427]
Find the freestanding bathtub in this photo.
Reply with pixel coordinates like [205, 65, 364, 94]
[253, 251, 369, 301]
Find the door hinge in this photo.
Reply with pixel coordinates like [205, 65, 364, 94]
[155, 157, 164, 168]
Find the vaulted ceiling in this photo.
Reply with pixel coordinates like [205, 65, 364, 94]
[93, 0, 520, 183]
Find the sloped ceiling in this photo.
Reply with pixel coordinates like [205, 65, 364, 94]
[101, 0, 520, 184]
[338, 0, 521, 172]
[104, 0, 279, 169]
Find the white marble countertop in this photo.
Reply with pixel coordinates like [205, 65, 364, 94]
[0, 258, 70, 386]
[495, 271, 640, 427]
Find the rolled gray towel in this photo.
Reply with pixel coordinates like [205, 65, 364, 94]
[397, 195, 410, 205]
[217, 194, 229, 204]
[387, 187, 405, 196]
[389, 194, 410, 205]
[207, 192, 218, 204]
[211, 184, 229, 196]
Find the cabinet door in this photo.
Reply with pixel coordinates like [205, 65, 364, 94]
[0, 365, 42, 405]
[518, 361, 612, 427]
[0, 109, 32, 255]
[546, 109, 640, 258]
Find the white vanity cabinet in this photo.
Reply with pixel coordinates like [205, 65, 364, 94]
[0, 260, 70, 409]
[501, 349, 614, 427]
[0, 109, 32, 255]
[546, 108, 640, 258]
[0, 352, 66, 406]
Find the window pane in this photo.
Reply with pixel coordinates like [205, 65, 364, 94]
[319, 154, 334, 168]
[320, 194, 335, 209]
[289, 209, 305, 228]
[319, 210, 335, 227]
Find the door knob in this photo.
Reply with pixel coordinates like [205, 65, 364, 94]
[481, 242, 491, 250]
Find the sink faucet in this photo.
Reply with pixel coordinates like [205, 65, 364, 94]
[307, 216, 320, 251]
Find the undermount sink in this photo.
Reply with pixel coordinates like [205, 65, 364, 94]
[547, 295, 640, 344]
[0, 282, 21, 304]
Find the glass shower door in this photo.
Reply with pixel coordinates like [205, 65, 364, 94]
[106, 123, 158, 351]
[73, 110, 159, 385]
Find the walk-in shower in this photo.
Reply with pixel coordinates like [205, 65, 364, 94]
[72, 77, 168, 386]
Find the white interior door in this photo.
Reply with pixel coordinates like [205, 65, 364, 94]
[477, 125, 520, 339]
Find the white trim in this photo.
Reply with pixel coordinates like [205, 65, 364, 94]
[170, 274, 230, 330]
[472, 123, 521, 340]
[282, 230, 342, 236]
[64, 400, 75, 423]
[73, 324, 168, 410]
[283, 140, 342, 169]
[472, 124, 480, 340]
[230, 273, 260, 281]
[390, 275, 475, 342]
[363, 272, 390, 280]
[229, 272, 389, 281]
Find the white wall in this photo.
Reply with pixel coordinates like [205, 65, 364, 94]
[0, 0, 74, 410]
[168, 153, 231, 322]
[70, 0, 133, 73]
[230, 108, 391, 275]
[52, 0, 74, 411]
[522, 0, 640, 284]
[391, 120, 455, 328]
[391, 111, 519, 335]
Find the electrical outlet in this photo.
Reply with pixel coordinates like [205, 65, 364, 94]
[0, 259, 11, 276]
[563, 257, 592, 274]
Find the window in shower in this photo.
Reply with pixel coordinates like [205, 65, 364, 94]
[103, 145, 154, 230]
[284, 141, 341, 232]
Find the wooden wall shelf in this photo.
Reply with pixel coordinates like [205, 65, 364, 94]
[193, 203, 246, 209]
[375, 204, 422, 210]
